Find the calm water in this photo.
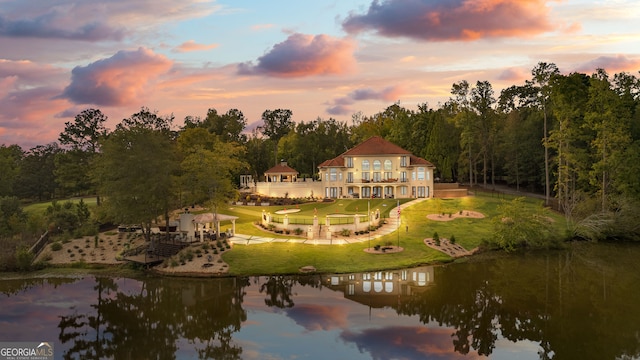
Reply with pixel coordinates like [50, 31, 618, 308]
[1, 242, 640, 360]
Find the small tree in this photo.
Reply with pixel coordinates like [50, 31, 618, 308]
[433, 232, 440, 246]
[450, 234, 456, 244]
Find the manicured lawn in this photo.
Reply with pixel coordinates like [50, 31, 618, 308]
[22, 196, 98, 214]
[223, 198, 412, 238]
[223, 193, 568, 276]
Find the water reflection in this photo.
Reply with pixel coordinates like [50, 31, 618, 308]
[1, 243, 639, 359]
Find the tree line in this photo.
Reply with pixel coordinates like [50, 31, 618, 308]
[1, 62, 639, 246]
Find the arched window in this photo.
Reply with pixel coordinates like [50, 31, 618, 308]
[384, 160, 392, 171]
[373, 160, 381, 171]
[362, 160, 370, 171]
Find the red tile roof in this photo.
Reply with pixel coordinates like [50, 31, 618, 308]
[319, 136, 434, 168]
[264, 163, 299, 174]
[343, 136, 411, 156]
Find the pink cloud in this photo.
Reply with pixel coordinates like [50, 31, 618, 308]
[238, 33, 356, 77]
[285, 304, 349, 331]
[326, 85, 405, 115]
[574, 55, 640, 74]
[342, 0, 555, 41]
[174, 40, 218, 53]
[341, 326, 482, 359]
[61, 47, 173, 106]
[497, 67, 529, 82]
[0, 86, 70, 148]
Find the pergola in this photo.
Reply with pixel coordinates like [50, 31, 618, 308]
[192, 213, 238, 242]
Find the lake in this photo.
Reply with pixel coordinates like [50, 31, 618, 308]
[1, 242, 639, 359]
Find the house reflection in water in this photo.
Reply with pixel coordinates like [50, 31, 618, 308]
[322, 266, 434, 308]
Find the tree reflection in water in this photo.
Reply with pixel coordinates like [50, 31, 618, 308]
[2, 243, 640, 359]
[57, 276, 249, 360]
[395, 244, 640, 359]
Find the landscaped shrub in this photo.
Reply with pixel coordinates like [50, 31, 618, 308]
[433, 232, 440, 246]
[341, 229, 351, 236]
[15, 246, 33, 271]
[450, 235, 456, 244]
[294, 228, 303, 235]
[51, 242, 63, 251]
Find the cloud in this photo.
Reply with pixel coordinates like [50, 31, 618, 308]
[61, 47, 173, 106]
[285, 304, 348, 331]
[174, 40, 219, 53]
[238, 33, 356, 77]
[326, 85, 405, 115]
[497, 67, 529, 82]
[0, 11, 124, 41]
[342, 0, 554, 41]
[0, 59, 62, 86]
[0, 86, 70, 148]
[340, 326, 480, 359]
[574, 55, 640, 74]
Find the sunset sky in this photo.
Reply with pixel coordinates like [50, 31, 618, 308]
[1, 0, 639, 148]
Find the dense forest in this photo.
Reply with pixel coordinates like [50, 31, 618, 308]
[2, 62, 640, 267]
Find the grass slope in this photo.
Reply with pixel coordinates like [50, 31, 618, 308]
[223, 193, 567, 276]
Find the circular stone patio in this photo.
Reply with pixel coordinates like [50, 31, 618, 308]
[363, 246, 404, 254]
[426, 210, 485, 222]
[274, 208, 301, 214]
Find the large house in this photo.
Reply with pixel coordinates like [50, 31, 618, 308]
[318, 136, 435, 199]
[255, 136, 436, 199]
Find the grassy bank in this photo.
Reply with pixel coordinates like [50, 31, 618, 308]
[9, 193, 567, 277]
[222, 193, 567, 276]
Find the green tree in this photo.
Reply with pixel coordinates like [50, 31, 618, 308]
[56, 108, 108, 198]
[470, 80, 499, 188]
[0, 196, 26, 236]
[15, 143, 60, 201]
[260, 109, 293, 166]
[210, 108, 247, 143]
[530, 62, 560, 205]
[422, 104, 460, 182]
[0, 144, 23, 197]
[585, 69, 632, 211]
[244, 128, 271, 182]
[498, 84, 545, 192]
[93, 125, 177, 242]
[549, 72, 591, 218]
[490, 197, 556, 251]
[449, 80, 477, 186]
[177, 128, 246, 214]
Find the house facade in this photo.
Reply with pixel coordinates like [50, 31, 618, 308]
[318, 136, 435, 199]
[254, 136, 435, 199]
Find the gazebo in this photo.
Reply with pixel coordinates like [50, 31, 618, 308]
[264, 160, 298, 182]
[180, 212, 238, 242]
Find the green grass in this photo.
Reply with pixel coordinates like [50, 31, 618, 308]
[223, 194, 568, 276]
[223, 198, 411, 238]
[22, 196, 98, 214]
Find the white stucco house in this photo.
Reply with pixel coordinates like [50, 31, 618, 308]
[255, 136, 436, 199]
[317, 136, 435, 199]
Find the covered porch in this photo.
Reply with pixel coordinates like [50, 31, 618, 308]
[180, 212, 239, 242]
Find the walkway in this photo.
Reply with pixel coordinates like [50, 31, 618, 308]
[228, 198, 426, 246]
